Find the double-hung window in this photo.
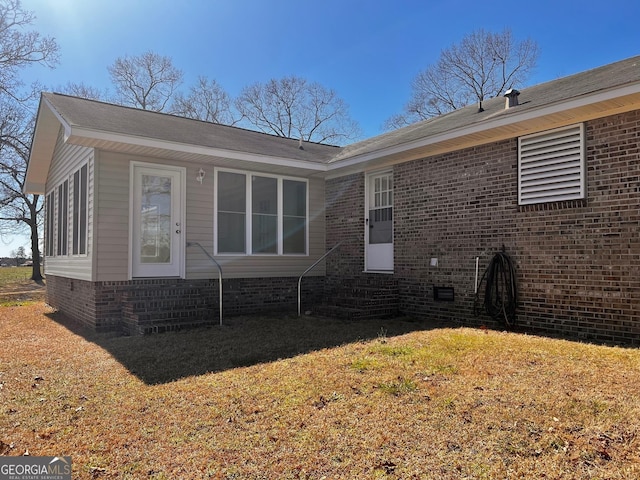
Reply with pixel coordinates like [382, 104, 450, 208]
[216, 170, 307, 255]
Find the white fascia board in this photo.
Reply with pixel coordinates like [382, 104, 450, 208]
[327, 82, 640, 172]
[24, 98, 71, 194]
[42, 96, 73, 140]
[67, 127, 328, 172]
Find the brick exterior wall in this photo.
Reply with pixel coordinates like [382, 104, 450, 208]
[325, 172, 365, 276]
[46, 275, 324, 334]
[326, 111, 640, 345]
[46, 275, 100, 329]
[324, 172, 399, 318]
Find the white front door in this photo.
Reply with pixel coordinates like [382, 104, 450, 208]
[131, 163, 184, 278]
[365, 171, 393, 272]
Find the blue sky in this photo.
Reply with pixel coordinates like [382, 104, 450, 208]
[3, 0, 639, 256]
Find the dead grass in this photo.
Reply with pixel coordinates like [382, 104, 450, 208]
[0, 266, 45, 305]
[1, 303, 640, 479]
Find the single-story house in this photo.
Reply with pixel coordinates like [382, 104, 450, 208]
[25, 55, 640, 344]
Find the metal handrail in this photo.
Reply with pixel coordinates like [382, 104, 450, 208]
[298, 242, 342, 317]
[186, 242, 223, 326]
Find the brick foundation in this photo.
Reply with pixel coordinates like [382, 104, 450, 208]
[46, 275, 325, 334]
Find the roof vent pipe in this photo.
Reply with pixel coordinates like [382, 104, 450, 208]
[504, 88, 520, 109]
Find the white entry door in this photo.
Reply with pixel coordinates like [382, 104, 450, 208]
[131, 163, 184, 278]
[365, 171, 393, 272]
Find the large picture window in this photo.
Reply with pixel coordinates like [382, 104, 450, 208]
[216, 170, 308, 255]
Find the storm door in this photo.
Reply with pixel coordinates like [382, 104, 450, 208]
[131, 163, 184, 277]
[365, 171, 393, 271]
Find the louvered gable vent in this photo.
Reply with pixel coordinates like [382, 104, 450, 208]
[518, 124, 585, 205]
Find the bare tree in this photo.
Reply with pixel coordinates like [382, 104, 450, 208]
[0, 0, 58, 99]
[11, 245, 24, 265]
[0, 0, 58, 281]
[385, 28, 538, 129]
[108, 51, 182, 111]
[0, 97, 43, 280]
[236, 76, 361, 145]
[59, 81, 105, 100]
[171, 76, 238, 124]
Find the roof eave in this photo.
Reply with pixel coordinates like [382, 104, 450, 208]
[24, 96, 72, 194]
[67, 126, 329, 173]
[326, 82, 640, 178]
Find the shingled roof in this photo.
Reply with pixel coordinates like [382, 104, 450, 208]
[40, 92, 341, 163]
[331, 54, 640, 164]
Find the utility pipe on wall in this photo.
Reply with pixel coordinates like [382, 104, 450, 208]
[474, 256, 480, 295]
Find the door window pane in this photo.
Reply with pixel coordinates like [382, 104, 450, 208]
[140, 175, 172, 263]
[369, 207, 393, 244]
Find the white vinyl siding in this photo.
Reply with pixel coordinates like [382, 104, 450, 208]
[518, 123, 586, 205]
[44, 128, 94, 280]
[92, 153, 325, 282]
[94, 152, 130, 281]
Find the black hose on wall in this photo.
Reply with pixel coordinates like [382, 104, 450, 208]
[474, 249, 518, 328]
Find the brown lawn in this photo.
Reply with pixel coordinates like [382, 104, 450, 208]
[1, 302, 639, 479]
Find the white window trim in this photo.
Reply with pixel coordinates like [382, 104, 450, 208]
[214, 167, 309, 256]
[518, 123, 586, 205]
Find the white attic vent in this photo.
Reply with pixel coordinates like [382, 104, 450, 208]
[518, 123, 586, 205]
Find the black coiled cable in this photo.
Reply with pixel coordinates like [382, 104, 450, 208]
[474, 250, 517, 328]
